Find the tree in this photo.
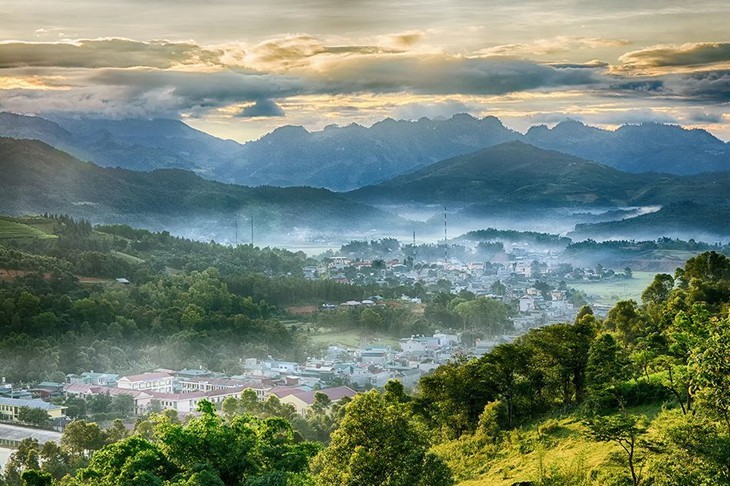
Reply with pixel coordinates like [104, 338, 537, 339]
[585, 333, 630, 411]
[641, 274, 674, 306]
[584, 414, 648, 486]
[61, 420, 107, 459]
[690, 317, 730, 428]
[16, 407, 51, 429]
[312, 390, 453, 485]
[71, 435, 174, 485]
[489, 280, 506, 296]
[453, 297, 510, 334]
[2, 438, 40, 486]
[105, 419, 129, 444]
[604, 300, 644, 347]
[39, 441, 70, 480]
[221, 396, 240, 420]
[20, 470, 52, 486]
[110, 394, 135, 417]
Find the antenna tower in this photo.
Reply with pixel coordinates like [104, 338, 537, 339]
[444, 205, 448, 262]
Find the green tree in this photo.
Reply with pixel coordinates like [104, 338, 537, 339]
[454, 297, 510, 334]
[2, 438, 40, 486]
[690, 317, 730, 427]
[110, 394, 135, 417]
[312, 390, 453, 485]
[19, 470, 52, 486]
[39, 441, 70, 480]
[641, 274, 674, 306]
[604, 300, 644, 347]
[221, 396, 240, 420]
[61, 420, 107, 459]
[585, 333, 630, 412]
[584, 414, 648, 486]
[16, 408, 51, 429]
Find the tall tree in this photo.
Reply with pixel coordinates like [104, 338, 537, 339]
[312, 390, 453, 485]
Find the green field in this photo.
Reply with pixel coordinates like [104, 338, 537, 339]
[568, 271, 659, 304]
[0, 218, 56, 240]
[111, 250, 146, 264]
[309, 328, 401, 348]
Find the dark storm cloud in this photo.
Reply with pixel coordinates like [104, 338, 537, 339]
[319, 56, 602, 95]
[619, 42, 730, 69]
[665, 70, 730, 102]
[235, 99, 286, 117]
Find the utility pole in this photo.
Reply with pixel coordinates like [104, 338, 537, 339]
[251, 216, 254, 246]
[234, 217, 238, 246]
[444, 205, 448, 263]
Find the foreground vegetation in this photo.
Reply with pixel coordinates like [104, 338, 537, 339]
[1, 216, 729, 484]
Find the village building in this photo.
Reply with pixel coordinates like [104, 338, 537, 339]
[117, 372, 174, 393]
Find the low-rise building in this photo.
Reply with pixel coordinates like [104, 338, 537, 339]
[117, 372, 174, 393]
[0, 397, 67, 424]
[277, 386, 357, 416]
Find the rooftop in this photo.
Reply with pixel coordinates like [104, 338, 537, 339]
[0, 397, 66, 411]
[118, 372, 173, 382]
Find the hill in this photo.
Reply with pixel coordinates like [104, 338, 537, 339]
[0, 137, 402, 241]
[350, 141, 730, 207]
[525, 120, 730, 174]
[570, 202, 730, 240]
[0, 112, 241, 174]
[2, 113, 729, 191]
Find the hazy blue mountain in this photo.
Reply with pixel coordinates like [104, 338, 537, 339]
[2, 112, 729, 191]
[524, 120, 730, 174]
[0, 112, 242, 173]
[349, 141, 730, 207]
[216, 114, 521, 190]
[0, 137, 402, 240]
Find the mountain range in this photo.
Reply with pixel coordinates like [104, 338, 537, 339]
[0, 137, 403, 242]
[2, 112, 728, 191]
[2, 135, 730, 241]
[350, 141, 730, 208]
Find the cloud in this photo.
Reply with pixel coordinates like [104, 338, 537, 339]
[393, 100, 481, 120]
[549, 60, 609, 69]
[236, 99, 285, 117]
[379, 30, 427, 48]
[0, 38, 222, 69]
[480, 36, 630, 57]
[686, 110, 724, 123]
[618, 42, 730, 72]
[663, 70, 730, 102]
[318, 56, 601, 95]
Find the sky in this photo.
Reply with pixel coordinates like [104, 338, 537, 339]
[1, 0, 730, 142]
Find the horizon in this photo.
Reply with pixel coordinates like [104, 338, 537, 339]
[3, 1, 730, 141]
[5, 110, 730, 144]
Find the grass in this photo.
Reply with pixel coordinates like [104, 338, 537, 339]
[0, 218, 56, 240]
[110, 250, 146, 264]
[308, 328, 401, 348]
[568, 271, 658, 304]
[435, 403, 667, 486]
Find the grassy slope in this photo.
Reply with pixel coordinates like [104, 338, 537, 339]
[0, 216, 56, 240]
[434, 403, 665, 486]
[568, 271, 658, 304]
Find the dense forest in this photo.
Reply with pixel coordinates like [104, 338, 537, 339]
[1, 216, 730, 484]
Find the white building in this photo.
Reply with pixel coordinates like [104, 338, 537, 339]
[117, 372, 174, 393]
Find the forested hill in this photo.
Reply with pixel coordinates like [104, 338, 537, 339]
[0, 137, 402, 236]
[349, 141, 730, 207]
